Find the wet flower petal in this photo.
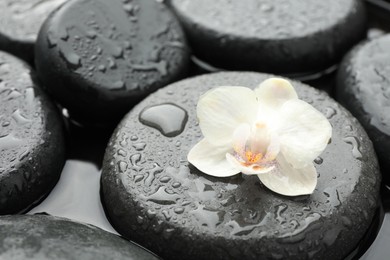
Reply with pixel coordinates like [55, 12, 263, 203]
[197, 86, 258, 146]
[277, 99, 332, 168]
[258, 154, 317, 196]
[188, 138, 239, 177]
[255, 78, 298, 109]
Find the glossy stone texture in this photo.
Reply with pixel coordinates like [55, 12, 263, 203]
[35, 0, 189, 126]
[337, 34, 390, 183]
[101, 72, 381, 260]
[167, 0, 366, 74]
[0, 0, 67, 64]
[0, 51, 65, 214]
[0, 214, 158, 259]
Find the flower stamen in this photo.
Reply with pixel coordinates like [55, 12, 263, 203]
[245, 150, 263, 164]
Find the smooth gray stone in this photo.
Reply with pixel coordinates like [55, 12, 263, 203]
[0, 214, 158, 260]
[0, 51, 65, 214]
[35, 0, 189, 126]
[101, 72, 381, 260]
[167, 0, 366, 74]
[0, 0, 67, 64]
[337, 34, 390, 183]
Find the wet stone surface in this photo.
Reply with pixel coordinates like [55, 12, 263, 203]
[0, 0, 67, 64]
[0, 51, 65, 215]
[35, 0, 190, 126]
[101, 72, 381, 260]
[167, 0, 366, 74]
[0, 214, 158, 260]
[337, 34, 390, 184]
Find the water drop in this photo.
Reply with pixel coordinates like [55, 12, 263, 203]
[274, 204, 287, 224]
[314, 157, 323, 165]
[134, 175, 144, 183]
[174, 207, 184, 214]
[139, 103, 188, 137]
[7, 90, 22, 100]
[47, 31, 57, 48]
[86, 30, 97, 39]
[144, 186, 179, 205]
[117, 149, 127, 157]
[130, 61, 167, 76]
[0, 133, 23, 150]
[172, 182, 181, 188]
[160, 176, 171, 183]
[133, 142, 146, 151]
[118, 161, 128, 173]
[260, 3, 273, 12]
[59, 48, 81, 68]
[110, 80, 125, 90]
[343, 136, 362, 160]
[98, 65, 106, 72]
[108, 58, 117, 69]
[325, 107, 336, 119]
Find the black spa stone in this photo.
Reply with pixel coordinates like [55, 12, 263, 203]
[35, 0, 190, 126]
[0, 0, 67, 64]
[337, 34, 390, 183]
[167, 0, 366, 74]
[101, 72, 381, 260]
[0, 51, 65, 214]
[0, 214, 158, 260]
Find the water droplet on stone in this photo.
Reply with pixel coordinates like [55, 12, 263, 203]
[87, 30, 97, 39]
[7, 89, 22, 100]
[174, 207, 184, 214]
[133, 142, 146, 151]
[118, 161, 128, 173]
[110, 80, 125, 90]
[47, 31, 57, 48]
[117, 149, 127, 157]
[0, 133, 23, 150]
[139, 103, 188, 137]
[134, 175, 144, 183]
[343, 136, 362, 160]
[314, 157, 323, 165]
[130, 61, 167, 76]
[325, 107, 336, 119]
[160, 176, 171, 183]
[59, 49, 81, 68]
[172, 182, 181, 188]
[98, 65, 106, 72]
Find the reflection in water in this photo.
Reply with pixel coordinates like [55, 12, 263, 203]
[28, 160, 117, 234]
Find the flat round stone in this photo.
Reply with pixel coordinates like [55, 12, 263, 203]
[167, 0, 366, 74]
[0, 214, 158, 259]
[101, 72, 381, 260]
[35, 0, 190, 126]
[0, 0, 67, 64]
[337, 34, 390, 183]
[0, 51, 65, 214]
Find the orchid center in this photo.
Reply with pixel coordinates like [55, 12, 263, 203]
[226, 121, 280, 174]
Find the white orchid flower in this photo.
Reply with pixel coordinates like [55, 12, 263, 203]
[187, 78, 332, 196]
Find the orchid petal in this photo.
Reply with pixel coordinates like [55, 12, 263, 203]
[197, 86, 258, 146]
[188, 138, 240, 177]
[232, 123, 251, 157]
[255, 78, 298, 109]
[277, 99, 332, 168]
[226, 153, 275, 175]
[258, 154, 317, 196]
